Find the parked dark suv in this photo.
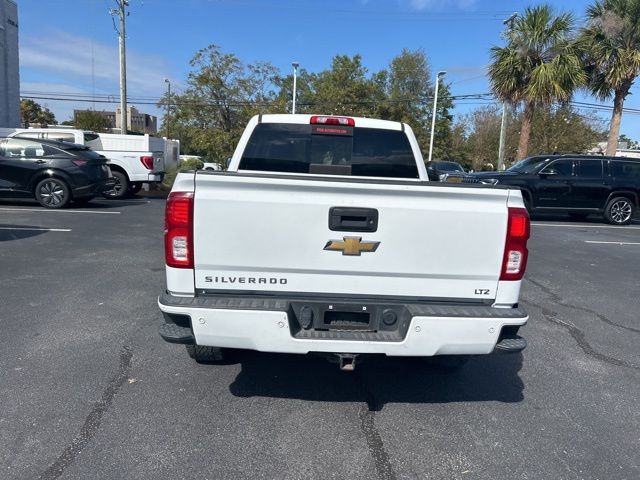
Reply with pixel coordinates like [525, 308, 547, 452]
[0, 137, 114, 208]
[463, 154, 640, 225]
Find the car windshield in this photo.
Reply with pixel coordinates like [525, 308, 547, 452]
[507, 156, 551, 173]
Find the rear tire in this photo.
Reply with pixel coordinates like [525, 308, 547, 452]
[186, 345, 224, 364]
[604, 196, 635, 225]
[35, 178, 71, 209]
[102, 171, 129, 199]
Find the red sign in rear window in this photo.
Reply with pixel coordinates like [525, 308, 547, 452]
[311, 125, 353, 136]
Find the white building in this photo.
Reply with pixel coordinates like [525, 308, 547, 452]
[0, 0, 19, 128]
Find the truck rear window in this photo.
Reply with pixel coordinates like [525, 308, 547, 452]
[239, 123, 419, 178]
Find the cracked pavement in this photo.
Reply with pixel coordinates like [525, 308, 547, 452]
[0, 199, 639, 480]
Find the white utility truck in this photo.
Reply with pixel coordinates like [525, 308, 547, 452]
[8, 129, 179, 197]
[158, 114, 530, 371]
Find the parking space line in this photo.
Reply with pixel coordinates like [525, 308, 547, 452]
[0, 208, 120, 215]
[0, 227, 71, 232]
[585, 240, 640, 245]
[531, 222, 640, 230]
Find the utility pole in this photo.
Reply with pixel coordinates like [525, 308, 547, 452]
[498, 12, 519, 171]
[497, 102, 508, 171]
[428, 70, 447, 164]
[164, 78, 171, 138]
[292, 62, 299, 114]
[110, 1, 129, 134]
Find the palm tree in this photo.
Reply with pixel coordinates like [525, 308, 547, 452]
[488, 5, 586, 160]
[581, 0, 640, 156]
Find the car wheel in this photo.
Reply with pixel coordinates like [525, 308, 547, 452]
[604, 197, 635, 225]
[186, 345, 224, 364]
[128, 182, 142, 194]
[35, 178, 71, 209]
[102, 171, 129, 199]
[74, 196, 94, 205]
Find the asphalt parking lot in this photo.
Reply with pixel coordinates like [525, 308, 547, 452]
[1, 197, 639, 480]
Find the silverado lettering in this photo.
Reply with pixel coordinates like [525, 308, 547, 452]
[205, 276, 287, 285]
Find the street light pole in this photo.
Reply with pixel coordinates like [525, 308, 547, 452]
[292, 62, 299, 114]
[497, 102, 508, 171]
[117, 0, 128, 134]
[428, 70, 447, 164]
[164, 78, 171, 138]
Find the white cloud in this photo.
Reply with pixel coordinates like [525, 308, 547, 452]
[20, 30, 173, 95]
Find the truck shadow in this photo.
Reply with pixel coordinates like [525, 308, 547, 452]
[228, 352, 524, 409]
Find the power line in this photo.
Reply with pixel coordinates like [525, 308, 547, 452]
[19, 93, 495, 108]
[23, 91, 640, 116]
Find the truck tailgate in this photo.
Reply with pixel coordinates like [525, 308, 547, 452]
[193, 173, 510, 301]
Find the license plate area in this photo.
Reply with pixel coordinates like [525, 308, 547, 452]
[323, 309, 371, 331]
[289, 301, 412, 339]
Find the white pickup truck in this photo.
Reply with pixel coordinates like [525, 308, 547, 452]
[8, 129, 173, 198]
[158, 114, 530, 371]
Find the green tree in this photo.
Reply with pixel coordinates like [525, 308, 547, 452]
[374, 49, 443, 158]
[462, 104, 602, 169]
[73, 110, 111, 132]
[448, 120, 471, 168]
[306, 54, 381, 117]
[528, 106, 604, 154]
[376, 49, 432, 124]
[20, 99, 56, 126]
[488, 5, 586, 160]
[272, 49, 454, 161]
[164, 46, 454, 163]
[464, 106, 514, 170]
[581, 0, 640, 155]
[159, 44, 279, 161]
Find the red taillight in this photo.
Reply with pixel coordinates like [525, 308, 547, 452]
[72, 159, 88, 167]
[310, 115, 355, 127]
[165, 191, 194, 269]
[500, 207, 530, 281]
[140, 156, 154, 170]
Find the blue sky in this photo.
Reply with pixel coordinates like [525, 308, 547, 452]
[17, 0, 640, 138]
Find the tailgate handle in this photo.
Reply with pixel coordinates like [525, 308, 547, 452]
[329, 207, 378, 232]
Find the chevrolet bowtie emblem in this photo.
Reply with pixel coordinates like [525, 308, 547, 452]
[324, 236, 380, 256]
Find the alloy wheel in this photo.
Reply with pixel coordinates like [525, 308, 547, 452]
[610, 200, 632, 224]
[39, 181, 66, 207]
